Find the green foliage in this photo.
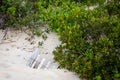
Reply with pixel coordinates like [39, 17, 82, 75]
[35, 29, 41, 36]
[7, 7, 16, 15]
[38, 0, 120, 80]
[1, 0, 120, 80]
[42, 33, 47, 40]
[38, 41, 44, 46]
[0, 0, 42, 28]
[71, 0, 105, 5]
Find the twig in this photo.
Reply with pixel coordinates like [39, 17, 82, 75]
[2, 27, 8, 40]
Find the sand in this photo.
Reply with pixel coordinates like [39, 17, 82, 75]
[0, 28, 80, 80]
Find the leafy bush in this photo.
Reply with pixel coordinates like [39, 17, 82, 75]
[38, 0, 120, 79]
[0, 0, 42, 29]
[1, 0, 120, 80]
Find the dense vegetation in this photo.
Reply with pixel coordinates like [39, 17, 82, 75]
[0, 0, 41, 30]
[1, 0, 120, 80]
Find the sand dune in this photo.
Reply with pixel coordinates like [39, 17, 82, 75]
[0, 28, 79, 80]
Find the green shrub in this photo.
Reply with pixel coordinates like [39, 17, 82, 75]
[38, 0, 120, 79]
[1, 0, 120, 80]
[0, 0, 42, 29]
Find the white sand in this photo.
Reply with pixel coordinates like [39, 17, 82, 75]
[0, 28, 80, 80]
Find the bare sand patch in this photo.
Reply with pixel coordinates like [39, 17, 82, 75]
[0, 28, 79, 80]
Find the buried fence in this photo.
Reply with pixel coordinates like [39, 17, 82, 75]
[27, 48, 59, 69]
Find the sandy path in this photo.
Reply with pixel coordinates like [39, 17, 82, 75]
[0, 28, 79, 80]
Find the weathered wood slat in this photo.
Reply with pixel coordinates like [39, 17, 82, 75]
[27, 48, 40, 67]
[31, 55, 40, 68]
[37, 58, 45, 69]
[45, 61, 51, 69]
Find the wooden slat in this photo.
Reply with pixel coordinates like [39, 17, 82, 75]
[37, 58, 45, 69]
[45, 61, 51, 69]
[31, 55, 40, 68]
[27, 48, 40, 67]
